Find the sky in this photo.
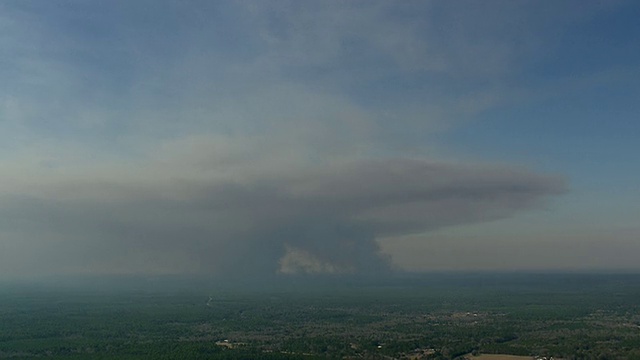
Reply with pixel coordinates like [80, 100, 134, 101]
[1, 0, 639, 279]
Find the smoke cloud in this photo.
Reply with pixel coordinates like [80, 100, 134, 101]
[0, 149, 564, 277]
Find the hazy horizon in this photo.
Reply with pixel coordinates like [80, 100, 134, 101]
[1, 1, 639, 280]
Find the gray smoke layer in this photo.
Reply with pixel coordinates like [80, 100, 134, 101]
[0, 159, 564, 277]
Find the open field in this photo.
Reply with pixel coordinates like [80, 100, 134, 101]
[467, 355, 534, 360]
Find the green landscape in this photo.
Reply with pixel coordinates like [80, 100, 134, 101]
[1, 273, 639, 359]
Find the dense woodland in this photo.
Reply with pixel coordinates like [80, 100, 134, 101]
[1, 274, 640, 359]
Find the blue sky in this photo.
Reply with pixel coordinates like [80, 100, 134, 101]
[0, 1, 639, 277]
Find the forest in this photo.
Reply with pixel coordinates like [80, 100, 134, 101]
[1, 273, 639, 359]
